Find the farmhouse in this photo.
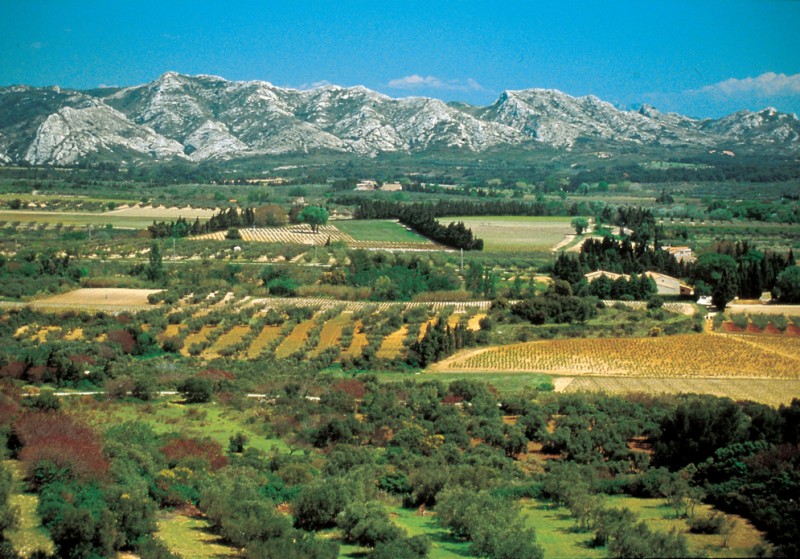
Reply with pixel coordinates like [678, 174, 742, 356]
[662, 245, 696, 263]
[355, 180, 378, 191]
[380, 182, 403, 192]
[643, 271, 694, 296]
[584, 270, 630, 282]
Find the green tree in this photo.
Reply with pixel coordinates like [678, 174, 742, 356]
[571, 216, 590, 235]
[299, 206, 329, 234]
[773, 265, 800, 303]
[712, 267, 737, 311]
[146, 242, 163, 282]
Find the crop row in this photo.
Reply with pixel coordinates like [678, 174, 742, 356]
[440, 334, 800, 378]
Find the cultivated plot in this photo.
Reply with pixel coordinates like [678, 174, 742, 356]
[446, 216, 576, 252]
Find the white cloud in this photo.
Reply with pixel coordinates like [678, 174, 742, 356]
[387, 74, 483, 91]
[691, 72, 800, 98]
[31, 41, 45, 49]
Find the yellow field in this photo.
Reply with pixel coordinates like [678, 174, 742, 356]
[311, 312, 351, 357]
[447, 313, 463, 329]
[418, 318, 437, 341]
[432, 333, 800, 379]
[180, 325, 217, 357]
[203, 325, 250, 359]
[467, 313, 486, 331]
[274, 317, 317, 359]
[377, 325, 410, 360]
[104, 204, 219, 219]
[247, 325, 283, 359]
[344, 320, 369, 358]
[157, 324, 186, 342]
[29, 288, 162, 309]
[559, 376, 800, 407]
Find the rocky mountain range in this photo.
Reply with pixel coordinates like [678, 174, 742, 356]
[1, 71, 799, 166]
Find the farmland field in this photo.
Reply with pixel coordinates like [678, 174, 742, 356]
[311, 311, 351, 357]
[376, 325, 410, 359]
[343, 320, 369, 357]
[196, 221, 440, 249]
[247, 324, 284, 358]
[333, 219, 431, 243]
[432, 333, 800, 383]
[560, 376, 800, 407]
[274, 317, 318, 358]
[25, 288, 162, 309]
[0, 207, 211, 229]
[446, 215, 576, 251]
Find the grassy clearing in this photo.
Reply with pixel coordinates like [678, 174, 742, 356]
[333, 219, 429, 243]
[416, 371, 555, 395]
[156, 511, 240, 559]
[447, 216, 575, 252]
[3, 460, 55, 559]
[388, 506, 472, 559]
[519, 500, 603, 559]
[70, 399, 290, 455]
[521, 497, 763, 559]
[604, 496, 764, 558]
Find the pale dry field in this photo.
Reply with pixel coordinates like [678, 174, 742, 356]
[103, 204, 219, 219]
[559, 376, 800, 407]
[447, 216, 575, 251]
[29, 288, 162, 308]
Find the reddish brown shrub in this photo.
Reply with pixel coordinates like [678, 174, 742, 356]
[198, 368, 235, 381]
[160, 437, 228, 471]
[0, 361, 25, 379]
[332, 379, 366, 399]
[14, 411, 108, 482]
[107, 329, 136, 354]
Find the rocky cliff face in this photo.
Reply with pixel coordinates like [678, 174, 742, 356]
[1, 72, 798, 165]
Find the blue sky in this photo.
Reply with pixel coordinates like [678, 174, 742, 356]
[2, 0, 799, 118]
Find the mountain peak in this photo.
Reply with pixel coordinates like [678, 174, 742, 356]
[1, 73, 799, 165]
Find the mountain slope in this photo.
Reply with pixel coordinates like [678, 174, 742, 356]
[1, 72, 798, 165]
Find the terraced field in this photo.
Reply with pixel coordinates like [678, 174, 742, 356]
[247, 325, 284, 359]
[376, 325, 410, 359]
[274, 317, 318, 359]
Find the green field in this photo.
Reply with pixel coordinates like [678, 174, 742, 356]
[333, 219, 431, 243]
[447, 216, 576, 252]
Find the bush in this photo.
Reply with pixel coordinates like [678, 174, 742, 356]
[177, 377, 213, 404]
[688, 512, 726, 534]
